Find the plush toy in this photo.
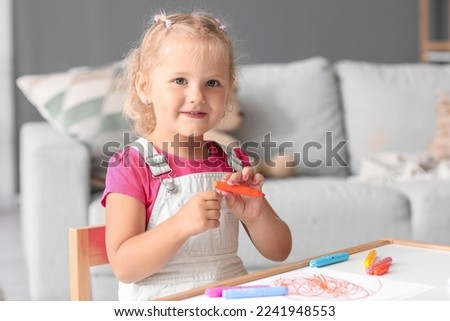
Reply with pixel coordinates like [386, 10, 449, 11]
[205, 89, 296, 179]
[204, 88, 244, 147]
[256, 152, 297, 178]
[429, 92, 450, 161]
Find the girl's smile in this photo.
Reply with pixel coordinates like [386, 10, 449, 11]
[180, 111, 207, 119]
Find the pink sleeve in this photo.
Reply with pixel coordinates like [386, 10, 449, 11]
[100, 148, 151, 207]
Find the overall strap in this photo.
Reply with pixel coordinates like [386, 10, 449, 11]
[217, 143, 244, 172]
[128, 138, 172, 177]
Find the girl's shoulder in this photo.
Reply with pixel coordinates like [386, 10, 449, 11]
[101, 146, 153, 208]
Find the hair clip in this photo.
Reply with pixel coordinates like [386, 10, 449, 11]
[154, 14, 174, 28]
[165, 19, 174, 28]
[214, 19, 227, 33]
[154, 14, 163, 24]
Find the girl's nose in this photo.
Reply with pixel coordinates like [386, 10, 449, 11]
[187, 86, 205, 104]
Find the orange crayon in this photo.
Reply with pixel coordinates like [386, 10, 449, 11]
[214, 181, 265, 197]
[373, 261, 391, 275]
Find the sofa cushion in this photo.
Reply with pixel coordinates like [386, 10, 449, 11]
[235, 57, 348, 177]
[386, 180, 450, 245]
[335, 60, 450, 174]
[238, 177, 411, 271]
[16, 61, 133, 181]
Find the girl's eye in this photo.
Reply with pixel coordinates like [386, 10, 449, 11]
[174, 78, 187, 85]
[206, 80, 219, 87]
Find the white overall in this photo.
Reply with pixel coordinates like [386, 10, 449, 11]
[118, 138, 247, 300]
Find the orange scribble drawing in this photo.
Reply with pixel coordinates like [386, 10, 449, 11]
[273, 272, 382, 300]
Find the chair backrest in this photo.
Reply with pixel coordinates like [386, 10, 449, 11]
[69, 225, 108, 300]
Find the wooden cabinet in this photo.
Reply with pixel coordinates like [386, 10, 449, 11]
[419, 0, 450, 62]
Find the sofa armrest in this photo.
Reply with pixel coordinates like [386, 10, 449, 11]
[20, 122, 91, 300]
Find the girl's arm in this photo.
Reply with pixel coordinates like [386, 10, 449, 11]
[220, 168, 292, 262]
[240, 198, 292, 262]
[105, 193, 187, 283]
[105, 191, 222, 283]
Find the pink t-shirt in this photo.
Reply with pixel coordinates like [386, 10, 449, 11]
[101, 141, 249, 225]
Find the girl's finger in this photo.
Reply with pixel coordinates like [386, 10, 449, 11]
[227, 171, 242, 185]
[241, 166, 255, 182]
[252, 173, 265, 186]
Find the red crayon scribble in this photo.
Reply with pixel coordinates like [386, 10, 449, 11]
[273, 273, 382, 300]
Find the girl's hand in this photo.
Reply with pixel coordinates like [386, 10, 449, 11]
[175, 190, 223, 237]
[219, 166, 265, 223]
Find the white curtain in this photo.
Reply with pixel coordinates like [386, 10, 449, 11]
[0, 0, 15, 204]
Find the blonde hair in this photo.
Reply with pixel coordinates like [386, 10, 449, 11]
[122, 12, 236, 138]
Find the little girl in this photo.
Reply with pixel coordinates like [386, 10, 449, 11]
[101, 11, 292, 301]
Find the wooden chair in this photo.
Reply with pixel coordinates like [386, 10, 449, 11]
[69, 225, 109, 300]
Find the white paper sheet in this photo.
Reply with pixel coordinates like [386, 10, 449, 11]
[187, 267, 433, 301]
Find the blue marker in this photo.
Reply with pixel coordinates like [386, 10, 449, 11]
[222, 286, 288, 299]
[309, 252, 349, 267]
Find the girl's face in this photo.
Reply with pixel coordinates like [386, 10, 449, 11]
[142, 35, 232, 143]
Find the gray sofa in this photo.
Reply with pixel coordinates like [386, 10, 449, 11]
[20, 57, 450, 300]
